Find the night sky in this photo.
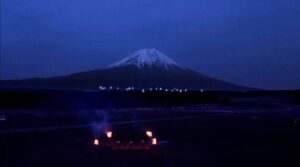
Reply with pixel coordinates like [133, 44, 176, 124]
[1, 0, 300, 89]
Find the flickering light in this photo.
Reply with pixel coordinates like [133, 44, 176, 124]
[106, 131, 112, 138]
[94, 139, 99, 145]
[151, 138, 157, 145]
[146, 131, 153, 137]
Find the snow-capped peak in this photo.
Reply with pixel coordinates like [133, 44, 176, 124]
[107, 48, 183, 69]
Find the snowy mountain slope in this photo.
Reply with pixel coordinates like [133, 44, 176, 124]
[107, 48, 183, 69]
[1, 49, 253, 90]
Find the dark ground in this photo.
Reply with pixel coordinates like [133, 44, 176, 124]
[0, 90, 300, 167]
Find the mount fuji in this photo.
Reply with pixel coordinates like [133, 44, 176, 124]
[1, 49, 252, 91]
[107, 49, 183, 70]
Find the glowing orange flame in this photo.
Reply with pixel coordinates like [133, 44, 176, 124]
[146, 131, 153, 137]
[106, 131, 112, 138]
[151, 138, 157, 145]
[94, 139, 99, 145]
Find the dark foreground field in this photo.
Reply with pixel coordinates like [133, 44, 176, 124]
[1, 90, 300, 167]
[1, 107, 300, 167]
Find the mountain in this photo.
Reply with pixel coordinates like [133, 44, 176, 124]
[107, 48, 183, 69]
[1, 49, 252, 91]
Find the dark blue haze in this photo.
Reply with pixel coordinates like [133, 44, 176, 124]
[1, 0, 300, 89]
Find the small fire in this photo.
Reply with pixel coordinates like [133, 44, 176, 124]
[151, 138, 157, 145]
[146, 131, 153, 137]
[106, 131, 112, 138]
[94, 139, 99, 145]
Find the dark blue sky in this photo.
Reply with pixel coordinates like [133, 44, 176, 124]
[1, 0, 300, 89]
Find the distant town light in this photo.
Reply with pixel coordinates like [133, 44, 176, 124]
[142, 89, 145, 93]
[99, 86, 107, 90]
